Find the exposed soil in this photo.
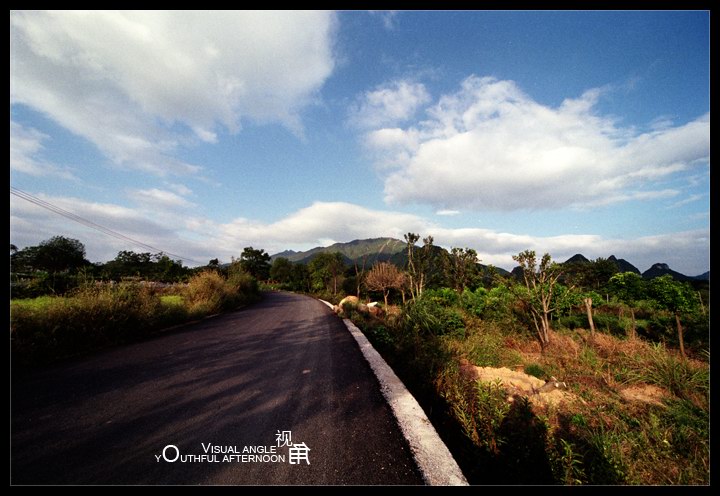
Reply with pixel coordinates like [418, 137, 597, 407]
[458, 359, 579, 408]
[619, 384, 669, 406]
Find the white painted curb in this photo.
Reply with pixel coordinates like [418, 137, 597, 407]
[318, 299, 468, 486]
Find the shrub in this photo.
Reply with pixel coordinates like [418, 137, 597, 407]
[591, 314, 627, 337]
[403, 295, 465, 336]
[184, 271, 229, 315]
[184, 269, 258, 315]
[557, 314, 587, 330]
[460, 287, 487, 317]
[365, 325, 394, 349]
[422, 287, 460, 307]
[227, 265, 259, 304]
[524, 363, 547, 380]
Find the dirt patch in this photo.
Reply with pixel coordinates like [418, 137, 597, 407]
[459, 359, 578, 408]
[619, 384, 669, 406]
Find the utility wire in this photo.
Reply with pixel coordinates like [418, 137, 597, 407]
[10, 187, 203, 265]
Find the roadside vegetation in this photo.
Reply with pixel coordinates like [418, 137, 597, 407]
[274, 233, 709, 485]
[10, 236, 263, 368]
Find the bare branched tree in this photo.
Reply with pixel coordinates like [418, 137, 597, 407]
[364, 262, 405, 306]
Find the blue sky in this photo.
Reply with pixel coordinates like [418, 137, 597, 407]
[10, 10, 710, 274]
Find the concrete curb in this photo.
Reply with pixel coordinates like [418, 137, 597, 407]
[318, 299, 468, 486]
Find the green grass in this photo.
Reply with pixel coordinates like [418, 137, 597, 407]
[10, 295, 58, 311]
[160, 294, 184, 306]
[618, 342, 709, 404]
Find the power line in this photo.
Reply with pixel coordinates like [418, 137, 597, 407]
[10, 186, 203, 265]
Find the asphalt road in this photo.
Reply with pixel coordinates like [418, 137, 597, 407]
[11, 291, 424, 485]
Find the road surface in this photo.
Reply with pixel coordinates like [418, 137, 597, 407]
[11, 292, 424, 485]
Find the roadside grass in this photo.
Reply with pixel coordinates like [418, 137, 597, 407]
[11, 270, 260, 368]
[345, 296, 709, 485]
[160, 294, 184, 307]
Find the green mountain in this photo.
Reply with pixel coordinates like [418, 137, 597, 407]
[641, 263, 694, 281]
[271, 237, 407, 266]
[608, 255, 641, 275]
[563, 253, 590, 264]
[270, 237, 511, 279]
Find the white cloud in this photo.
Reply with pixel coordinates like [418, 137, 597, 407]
[364, 76, 709, 211]
[10, 10, 337, 176]
[11, 195, 709, 275]
[10, 120, 77, 179]
[436, 209, 460, 216]
[165, 182, 193, 197]
[349, 80, 430, 129]
[10, 192, 192, 263]
[668, 193, 705, 209]
[127, 188, 196, 210]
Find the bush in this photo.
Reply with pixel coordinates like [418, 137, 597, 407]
[460, 287, 487, 317]
[365, 325, 394, 350]
[185, 271, 230, 315]
[422, 287, 460, 307]
[524, 363, 547, 379]
[591, 314, 627, 337]
[557, 314, 587, 330]
[227, 265, 259, 304]
[403, 295, 465, 336]
[483, 285, 521, 329]
[184, 269, 258, 315]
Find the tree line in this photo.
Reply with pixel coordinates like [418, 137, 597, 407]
[267, 233, 708, 358]
[11, 233, 708, 356]
[9, 236, 273, 298]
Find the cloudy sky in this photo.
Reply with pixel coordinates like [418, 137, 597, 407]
[10, 10, 710, 275]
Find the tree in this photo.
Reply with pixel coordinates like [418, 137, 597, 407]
[648, 275, 698, 358]
[512, 250, 570, 350]
[239, 247, 271, 281]
[270, 257, 293, 285]
[608, 272, 647, 338]
[11, 236, 88, 275]
[589, 257, 619, 290]
[404, 233, 435, 300]
[404, 233, 420, 299]
[101, 250, 151, 280]
[364, 262, 405, 306]
[308, 252, 346, 294]
[417, 236, 435, 294]
[289, 263, 311, 292]
[443, 247, 479, 293]
[353, 253, 370, 298]
[152, 253, 186, 282]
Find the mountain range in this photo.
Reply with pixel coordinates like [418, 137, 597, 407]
[272, 237, 407, 267]
[270, 238, 709, 281]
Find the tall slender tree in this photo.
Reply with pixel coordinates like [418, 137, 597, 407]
[512, 250, 570, 350]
